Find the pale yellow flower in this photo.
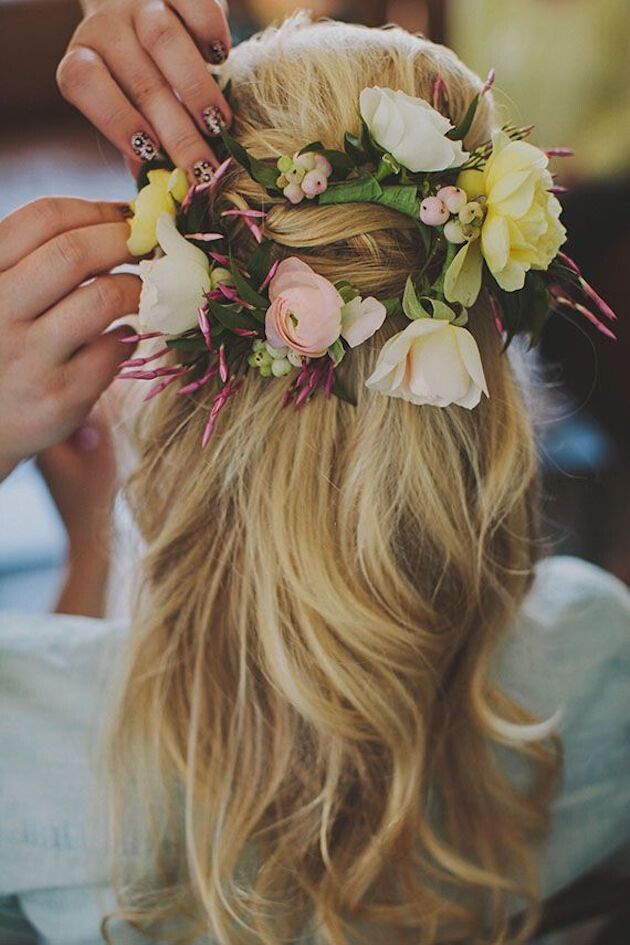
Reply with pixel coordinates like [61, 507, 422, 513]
[445, 132, 567, 305]
[127, 168, 189, 257]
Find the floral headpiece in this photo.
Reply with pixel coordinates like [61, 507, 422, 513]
[121, 72, 616, 444]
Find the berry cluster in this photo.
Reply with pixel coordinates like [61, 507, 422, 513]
[276, 152, 334, 205]
[419, 186, 486, 246]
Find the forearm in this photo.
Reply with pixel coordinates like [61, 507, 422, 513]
[55, 540, 112, 618]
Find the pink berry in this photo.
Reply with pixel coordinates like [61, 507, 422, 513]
[284, 183, 305, 205]
[419, 197, 449, 227]
[437, 186, 468, 214]
[301, 169, 329, 199]
[293, 152, 317, 172]
[314, 154, 333, 177]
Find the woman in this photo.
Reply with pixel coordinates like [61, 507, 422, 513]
[1, 14, 629, 945]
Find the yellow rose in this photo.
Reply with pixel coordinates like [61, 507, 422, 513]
[445, 132, 567, 306]
[127, 168, 189, 257]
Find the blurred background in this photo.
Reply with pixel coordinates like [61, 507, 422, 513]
[1, 0, 629, 615]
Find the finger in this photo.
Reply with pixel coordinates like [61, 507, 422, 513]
[169, 0, 231, 63]
[58, 46, 162, 166]
[3, 222, 133, 322]
[135, 0, 232, 179]
[67, 325, 137, 414]
[102, 28, 226, 178]
[34, 273, 141, 363]
[0, 199, 129, 274]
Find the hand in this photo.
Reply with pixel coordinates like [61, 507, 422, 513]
[57, 0, 233, 183]
[0, 198, 140, 484]
[36, 402, 118, 552]
[36, 401, 121, 618]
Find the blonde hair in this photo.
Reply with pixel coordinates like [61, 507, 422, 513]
[104, 15, 560, 945]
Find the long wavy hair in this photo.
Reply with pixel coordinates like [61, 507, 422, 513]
[103, 15, 561, 945]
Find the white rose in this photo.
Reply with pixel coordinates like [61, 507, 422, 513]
[359, 87, 469, 174]
[365, 318, 488, 409]
[138, 213, 211, 335]
[340, 295, 387, 348]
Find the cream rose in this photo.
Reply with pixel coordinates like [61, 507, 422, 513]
[365, 319, 488, 409]
[138, 213, 211, 335]
[265, 258, 343, 357]
[445, 132, 567, 304]
[359, 87, 468, 173]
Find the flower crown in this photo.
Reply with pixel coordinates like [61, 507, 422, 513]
[121, 72, 616, 445]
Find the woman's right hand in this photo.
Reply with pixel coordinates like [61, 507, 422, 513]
[57, 0, 233, 184]
[0, 198, 140, 484]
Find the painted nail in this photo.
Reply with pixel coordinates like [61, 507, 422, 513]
[115, 202, 134, 218]
[193, 160, 214, 184]
[130, 131, 159, 162]
[208, 40, 227, 65]
[202, 105, 225, 137]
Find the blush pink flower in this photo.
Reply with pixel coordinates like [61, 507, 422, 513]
[265, 258, 343, 357]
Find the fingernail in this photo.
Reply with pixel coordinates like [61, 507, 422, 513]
[208, 40, 228, 65]
[73, 425, 101, 452]
[130, 131, 159, 162]
[193, 160, 214, 184]
[115, 202, 134, 218]
[202, 106, 225, 137]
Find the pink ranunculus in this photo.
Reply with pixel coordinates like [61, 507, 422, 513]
[265, 258, 343, 357]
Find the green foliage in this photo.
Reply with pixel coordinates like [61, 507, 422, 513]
[383, 296, 404, 319]
[229, 257, 269, 310]
[206, 299, 261, 334]
[319, 174, 420, 219]
[220, 128, 281, 193]
[491, 271, 551, 348]
[298, 141, 354, 178]
[327, 338, 346, 366]
[166, 336, 208, 351]
[402, 277, 427, 320]
[332, 375, 357, 406]
[248, 240, 273, 287]
[446, 93, 481, 143]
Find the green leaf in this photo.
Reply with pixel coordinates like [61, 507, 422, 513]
[181, 198, 211, 236]
[447, 93, 480, 142]
[332, 375, 357, 406]
[166, 336, 207, 351]
[423, 298, 459, 321]
[319, 173, 383, 207]
[220, 129, 280, 193]
[248, 240, 273, 287]
[298, 143, 354, 178]
[206, 299, 261, 334]
[402, 277, 429, 321]
[229, 257, 270, 309]
[327, 338, 346, 366]
[344, 131, 366, 164]
[375, 185, 419, 219]
[491, 271, 551, 348]
[335, 281, 360, 304]
[383, 296, 403, 319]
